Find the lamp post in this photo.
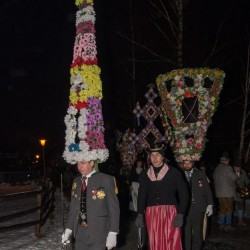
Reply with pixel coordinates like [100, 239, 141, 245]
[39, 139, 46, 177]
[35, 154, 40, 164]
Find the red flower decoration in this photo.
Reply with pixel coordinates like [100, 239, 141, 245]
[74, 101, 88, 110]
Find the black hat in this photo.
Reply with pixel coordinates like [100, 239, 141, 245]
[220, 151, 230, 160]
[147, 142, 166, 157]
[233, 159, 242, 168]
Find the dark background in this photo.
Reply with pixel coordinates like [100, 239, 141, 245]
[0, 0, 249, 166]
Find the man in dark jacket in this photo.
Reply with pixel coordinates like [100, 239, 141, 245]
[181, 160, 214, 250]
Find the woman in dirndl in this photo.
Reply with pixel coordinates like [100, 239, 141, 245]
[135, 143, 189, 250]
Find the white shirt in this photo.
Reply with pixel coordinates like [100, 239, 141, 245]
[82, 169, 96, 186]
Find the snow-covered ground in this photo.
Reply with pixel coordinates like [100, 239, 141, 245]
[0, 188, 138, 250]
[0, 189, 70, 250]
[2, 186, 250, 250]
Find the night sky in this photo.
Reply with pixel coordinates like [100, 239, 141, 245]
[0, 0, 249, 163]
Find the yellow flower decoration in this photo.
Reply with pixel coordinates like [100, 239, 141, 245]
[200, 69, 205, 74]
[96, 190, 106, 199]
[75, 0, 93, 6]
[72, 182, 77, 190]
[179, 69, 185, 75]
[69, 65, 103, 104]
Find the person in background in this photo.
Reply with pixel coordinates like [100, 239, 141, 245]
[181, 160, 214, 250]
[63, 165, 75, 201]
[129, 159, 145, 213]
[135, 143, 189, 250]
[233, 159, 250, 226]
[198, 160, 212, 184]
[213, 151, 237, 232]
[61, 160, 120, 250]
[119, 164, 131, 213]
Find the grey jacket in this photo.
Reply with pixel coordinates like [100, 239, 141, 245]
[213, 163, 237, 197]
[66, 172, 120, 241]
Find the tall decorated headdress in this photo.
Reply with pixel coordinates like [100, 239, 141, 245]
[156, 68, 225, 162]
[63, 0, 109, 164]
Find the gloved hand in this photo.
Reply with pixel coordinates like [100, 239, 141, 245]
[206, 205, 213, 216]
[62, 228, 72, 245]
[172, 214, 184, 228]
[106, 232, 117, 250]
[135, 213, 145, 228]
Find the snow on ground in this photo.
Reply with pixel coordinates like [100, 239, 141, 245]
[2, 185, 250, 250]
[0, 189, 69, 250]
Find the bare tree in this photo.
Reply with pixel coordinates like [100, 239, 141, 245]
[148, 0, 184, 67]
[239, 42, 250, 164]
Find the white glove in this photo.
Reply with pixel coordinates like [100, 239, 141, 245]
[206, 205, 213, 217]
[62, 228, 72, 245]
[106, 231, 117, 250]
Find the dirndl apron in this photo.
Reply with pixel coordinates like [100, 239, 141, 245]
[145, 205, 182, 250]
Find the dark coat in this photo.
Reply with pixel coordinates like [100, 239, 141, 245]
[187, 168, 214, 212]
[137, 165, 189, 215]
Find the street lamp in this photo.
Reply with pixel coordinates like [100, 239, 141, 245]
[39, 139, 46, 176]
[35, 154, 40, 164]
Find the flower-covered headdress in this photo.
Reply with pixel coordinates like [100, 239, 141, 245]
[156, 68, 225, 162]
[63, 0, 109, 164]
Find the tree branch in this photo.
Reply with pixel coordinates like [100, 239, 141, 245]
[115, 31, 176, 65]
[202, 2, 237, 65]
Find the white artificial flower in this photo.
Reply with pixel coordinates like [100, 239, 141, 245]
[196, 121, 201, 126]
[67, 106, 78, 115]
[181, 140, 187, 147]
[79, 141, 89, 152]
[76, 7, 96, 26]
[81, 83, 89, 89]
[197, 74, 203, 80]
[177, 88, 184, 95]
[72, 74, 82, 85]
[179, 148, 185, 154]
[174, 75, 181, 81]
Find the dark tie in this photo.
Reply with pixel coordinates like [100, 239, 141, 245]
[82, 176, 87, 191]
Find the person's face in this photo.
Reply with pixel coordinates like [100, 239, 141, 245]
[137, 161, 143, 168]
[233, 166, 241, 173]
[77, 160, 94, 176]
[182, 160, 194, 171]
[220, 158, 229, 165]
[150, 152, 164, 167]
[200, 166, 206, 171]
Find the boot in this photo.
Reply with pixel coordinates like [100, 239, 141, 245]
[225, 215, 232, 225]
[238, 210, 246, 225]
[224, 224, 235, 232]
[218, 215, 225, 225]
[219, 224, 226, 231]
[238, 220, 247, 226]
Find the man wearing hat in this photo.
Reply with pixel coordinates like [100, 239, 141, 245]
[233, 159, 250, 225]
[181, 160, 214, 250]
[135, 142, 189, 250]
[213, 151, 237, 231]
[61, 160, 120, 250]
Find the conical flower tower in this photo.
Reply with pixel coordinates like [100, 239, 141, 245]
[63, 0, 109, 164]
[156, 68, 225, 162]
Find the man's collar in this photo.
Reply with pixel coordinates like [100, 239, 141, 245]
[83, 169, 96, 178]
[185, 168, 194, 174]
